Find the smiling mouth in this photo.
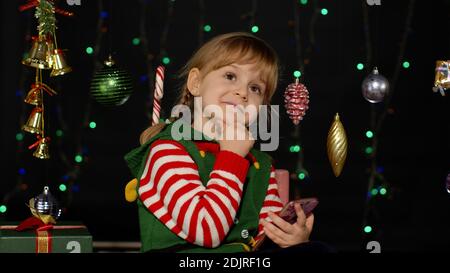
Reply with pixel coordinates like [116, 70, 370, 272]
[222, 102, 237, 107]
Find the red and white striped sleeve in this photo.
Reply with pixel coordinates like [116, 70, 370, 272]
[138, 139, 250, 248]
[256, 165, 284, 238]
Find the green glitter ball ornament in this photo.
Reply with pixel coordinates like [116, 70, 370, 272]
[90, 55, 133, 106]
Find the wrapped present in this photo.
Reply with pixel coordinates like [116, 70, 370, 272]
[0, 186, 92, 253]
[0, 222, 92, 253]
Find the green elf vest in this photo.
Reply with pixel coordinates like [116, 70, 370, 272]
[124, 120, 273, 253]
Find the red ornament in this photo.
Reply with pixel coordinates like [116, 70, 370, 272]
[284, 78, 310, 125]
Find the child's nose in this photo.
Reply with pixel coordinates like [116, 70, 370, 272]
[234, 88, 248, 102]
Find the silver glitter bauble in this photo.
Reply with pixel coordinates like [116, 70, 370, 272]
[362, 67, 390, 103]
[34, 186, 62, 219]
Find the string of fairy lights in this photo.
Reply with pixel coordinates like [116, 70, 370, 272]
[287, 0, 320, 188]
[0, 8, 34, 216]
[360, 0, 416, 240]
[56, 0, 108, 206]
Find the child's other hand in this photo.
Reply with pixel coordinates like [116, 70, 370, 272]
[261, 202, 314, 248]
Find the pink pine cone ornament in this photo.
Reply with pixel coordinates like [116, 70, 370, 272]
[284, 78, 310, 125]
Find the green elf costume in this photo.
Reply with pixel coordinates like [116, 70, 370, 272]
[124, 119, 275, 253]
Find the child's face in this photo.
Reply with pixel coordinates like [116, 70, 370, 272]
[190, 63, 266, 126]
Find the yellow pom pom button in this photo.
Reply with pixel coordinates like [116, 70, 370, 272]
[253, 162, 260, 169]
[200, 150, 206, 158]
[125, 178, 138, 202]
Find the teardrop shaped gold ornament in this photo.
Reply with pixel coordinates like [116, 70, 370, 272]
[327, 113, 348, 177]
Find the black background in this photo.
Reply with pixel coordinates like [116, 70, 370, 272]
[1, 0, 449, 252]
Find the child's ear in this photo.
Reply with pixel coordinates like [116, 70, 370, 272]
[187, 68, 201, 96]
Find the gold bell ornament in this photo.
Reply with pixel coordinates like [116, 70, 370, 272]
[24, 82, 57, 105]
[24, 84, 43, 106]
[22, 107, 44, 135]
[50, 49, 72, 77]
[30, 137, 51, 160]
[22, 36, 52, 69]
[327, 113, 348, 177]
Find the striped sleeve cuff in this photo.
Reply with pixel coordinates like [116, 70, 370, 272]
[213, 150, 250, 183]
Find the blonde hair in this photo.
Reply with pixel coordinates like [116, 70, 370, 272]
[140, 32, 279, 144]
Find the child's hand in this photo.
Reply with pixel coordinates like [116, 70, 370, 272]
[215, 108, 255, 157]
[261, 202, 314, 248]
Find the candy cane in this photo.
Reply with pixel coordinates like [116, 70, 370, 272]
[152, 66, 165, 126]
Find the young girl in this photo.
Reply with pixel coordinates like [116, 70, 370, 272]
[125, 32, 314, 253]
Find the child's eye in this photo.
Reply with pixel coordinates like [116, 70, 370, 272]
[250, 85, 262, 95]
[225, 72, 236, 81]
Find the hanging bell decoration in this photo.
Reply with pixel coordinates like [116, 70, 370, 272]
[32, 137, 50, 159]
[50, 49, 72, 77]
[22, 107, 43, 135]
[432, 60, 449, 96]
[24, 85, 43, 106]
[22, 36, 52, 69]
[32, 186, 62, 223]
[327, 113, 348, 177]
[90, 55, 134, 106]
[18, 0, 75, 160]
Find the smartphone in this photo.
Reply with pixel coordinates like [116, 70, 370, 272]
[252, 198, 318, 251]
[278, 197, 319, 224]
